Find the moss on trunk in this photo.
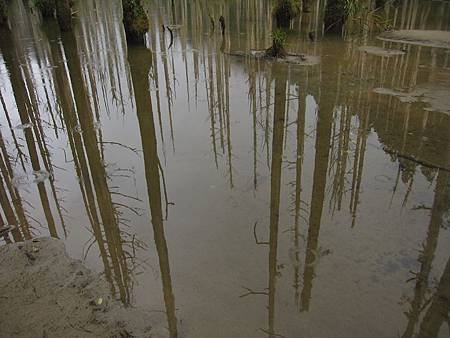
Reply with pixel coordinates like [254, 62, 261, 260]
[122, 0, 149, 43]
[56, 0, 72, 31]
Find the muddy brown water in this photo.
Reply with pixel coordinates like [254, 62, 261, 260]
[0, 0, 449, 337]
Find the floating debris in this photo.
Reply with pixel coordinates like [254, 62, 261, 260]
[33, 170, 52, 183]
[14, 123, 33, 130]
[74, 124, 83, 133]
[11, 175, 29, 188]
[12, 170, 52, 187]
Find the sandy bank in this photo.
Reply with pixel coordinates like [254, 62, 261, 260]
[0, 238, 152, 338]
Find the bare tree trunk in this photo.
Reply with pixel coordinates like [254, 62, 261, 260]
[129, 45, 178, 338]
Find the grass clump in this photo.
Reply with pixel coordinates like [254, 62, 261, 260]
[325, 0, 391, 35]
[265, 29, 288, 58]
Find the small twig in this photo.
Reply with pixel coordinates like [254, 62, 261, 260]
[111, 191, 142, 202]
[102, 142, 141, 156]
[253, 221, 268, 245]
[114, 202, 143, 216]
[239, 286, 268, 298]
[166, 26, 174, 49]
[259, 328, 286, 338]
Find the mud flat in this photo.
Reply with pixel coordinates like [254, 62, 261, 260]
[0, 238, 153, 338]
[228, 50, 320, 65]
[357, 45, 405, 56]
[377, 30, 450, 48]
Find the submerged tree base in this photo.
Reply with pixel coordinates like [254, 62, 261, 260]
[265, 45, 288, 58]
[122, 0, 149, 43]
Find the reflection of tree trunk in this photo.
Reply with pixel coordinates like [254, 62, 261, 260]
[293, 87, 306, 302]
[402, 170, 450, 338]
[61, 29, 129, 303]
[216, 47, 225, 154]
[301, 104, 333, 311]
[417, 258, 450, 338]
[250, 68, 258, 190]
[265, 71, 272, 169]
[0, 90, 26, 171]
[331, 104, 351, 212]
[149, 27, 166, 152]
[0, 132, 31, 239]
[44, 21, 116, 294]
[159, 26, 175, 153]
[205, 50, 218, 168]
[224, 54, 233, 188]
[0, 30, 58, 238]
[21, 52, 66, 236]
[268, 65, 287, 338]
[350, 109, 369, 227]
[0, 175, 23, 241]
[128, 45, 178, 338]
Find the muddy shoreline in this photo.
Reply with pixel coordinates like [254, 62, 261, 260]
[0, 238, 153, 338]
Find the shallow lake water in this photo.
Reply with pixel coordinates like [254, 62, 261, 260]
[0, 0, 449, 337]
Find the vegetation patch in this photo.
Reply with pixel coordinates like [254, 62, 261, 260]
[265, 29, 288, 58]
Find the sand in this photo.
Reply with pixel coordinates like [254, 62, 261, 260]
[0, 238, 153, 338]
[357, 45, 405, 56]
[377, 30, 450, 49]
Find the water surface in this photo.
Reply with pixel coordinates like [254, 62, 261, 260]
[0, 0, 449, 337]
